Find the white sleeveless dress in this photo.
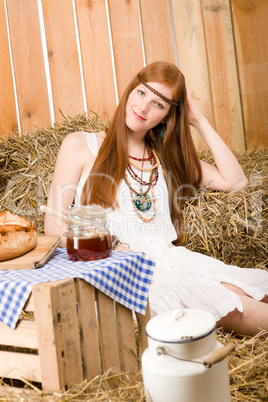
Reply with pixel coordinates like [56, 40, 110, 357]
[75, 132, 268, 320]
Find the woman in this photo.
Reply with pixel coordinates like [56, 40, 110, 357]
[45, 61, 268, 337]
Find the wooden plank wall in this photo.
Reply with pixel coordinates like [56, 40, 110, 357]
[0, 0, 267, 151]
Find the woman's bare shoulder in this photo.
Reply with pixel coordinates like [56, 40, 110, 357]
[58, 132, 94, 170]
[61, 130, 106, 159]
[61, 131, 88, 149]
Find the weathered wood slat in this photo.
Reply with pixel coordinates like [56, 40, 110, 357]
[139, 0, 176, 65]
[202, 0, 245, 152]
[55, 278, 84, 387]
[75, 280, 102, 380]
[32, 280, 64, 391]
[171, 0, 213, 150]
[0, 0, 17, 137]
[108, 0, 144, 98]
[6, 0, 51, 132]
[136, 304, 150, 358]
[33, 278, 83, 392]
[0, 351, 41, 382]
[115, 302, 139, 373]
[75, 0, 117, 119]
[96, 290, 121, 372]
[231, 0, 268, 150]
[42, 0, 85, 122]
[0, 320, 37, 349]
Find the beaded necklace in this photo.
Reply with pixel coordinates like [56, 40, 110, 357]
[128, 148, 153, 161]
[126, 160, 158, 186]
[140, 144, 146, 192]
[129, 149, 160, 171]
[124, 145, 158, 223]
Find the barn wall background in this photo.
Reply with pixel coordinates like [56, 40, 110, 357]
[0, 0, 267, 151]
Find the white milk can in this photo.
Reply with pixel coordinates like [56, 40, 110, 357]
[142, 308, 234, 402]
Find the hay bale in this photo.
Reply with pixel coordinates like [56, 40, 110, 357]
[183, 148, 267, 269]
[218, 329, 268, 401]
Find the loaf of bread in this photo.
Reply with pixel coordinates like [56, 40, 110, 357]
[0, 211, 37, 261]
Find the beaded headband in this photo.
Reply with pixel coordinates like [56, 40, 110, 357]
[137, 73, 179, 106]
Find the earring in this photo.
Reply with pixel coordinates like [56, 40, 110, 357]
[160, 127, 166, 140]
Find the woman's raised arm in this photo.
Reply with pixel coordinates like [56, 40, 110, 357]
[186, 87, 249, 191]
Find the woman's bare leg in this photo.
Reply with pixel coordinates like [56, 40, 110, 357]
[218, 283, 268, 336]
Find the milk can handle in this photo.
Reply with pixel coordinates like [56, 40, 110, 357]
[156, 342, 235, 368]
[203, 343, 235, 368]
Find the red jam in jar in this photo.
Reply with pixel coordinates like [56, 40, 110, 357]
[66, 206, 112, 262]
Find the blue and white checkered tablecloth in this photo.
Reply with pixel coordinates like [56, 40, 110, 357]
[0, 248, 155, 329]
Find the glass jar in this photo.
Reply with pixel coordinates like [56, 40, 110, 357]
[66, 205, 112, 261]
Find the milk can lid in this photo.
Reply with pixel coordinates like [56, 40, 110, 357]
[146, 309, 216, 343]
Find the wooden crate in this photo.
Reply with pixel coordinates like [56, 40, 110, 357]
[0, 278, 149, 393]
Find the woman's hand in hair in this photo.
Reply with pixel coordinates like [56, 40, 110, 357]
[186, 86, 204, 127]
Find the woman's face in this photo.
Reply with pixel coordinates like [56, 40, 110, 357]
[125, 81, 172, 135]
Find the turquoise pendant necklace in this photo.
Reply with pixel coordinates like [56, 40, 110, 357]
[135, 193, 152, 211]
[124, 175, 157, 223]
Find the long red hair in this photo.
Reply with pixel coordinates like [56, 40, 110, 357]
[81, 61, 202, 245]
